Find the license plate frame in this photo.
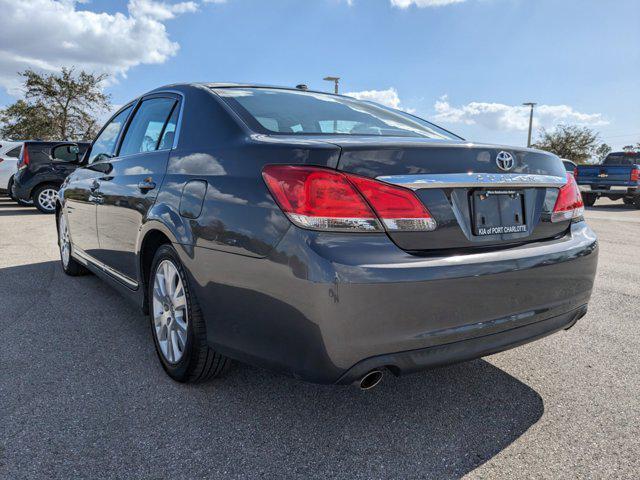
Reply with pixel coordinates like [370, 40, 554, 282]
[472, 189, 527, 237]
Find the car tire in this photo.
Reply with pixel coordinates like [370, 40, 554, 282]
[149, 244, 231, 383]
[634, 197, 640, 210]
[7, 176, 15, 199]
[57, 211, 88, 276]
[623, 197, 634, 206]
[32, 184, 59, 214]
[583, 193, 596, 207]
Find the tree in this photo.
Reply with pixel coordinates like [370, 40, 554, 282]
[0, 68, 111, 141]
[595, 142, 612, 161]
[532, 124, 609, 164]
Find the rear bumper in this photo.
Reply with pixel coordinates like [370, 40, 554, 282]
[11, 176, 31, 201]
[184, 221, 598, 384]
[335, 304, 587, 384]
[579, 184, 639, 194]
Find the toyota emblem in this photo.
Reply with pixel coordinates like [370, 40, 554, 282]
[496, 151, 515, 171]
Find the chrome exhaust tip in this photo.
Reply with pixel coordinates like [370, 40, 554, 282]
[358, 370, 384, 390]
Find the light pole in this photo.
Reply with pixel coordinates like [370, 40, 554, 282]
[323, 76, 340, 94]
[523, 102, 537, 147]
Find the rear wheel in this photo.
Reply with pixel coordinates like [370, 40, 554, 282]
[149, 244, 230, 383]
[57, 211, 88, 276]
[623, 197, 634, 206]
[7, 176, 15, 199]
[634, 197, 640, 210]
[33, 184, 58, 214]
[583, 193, 597, 207]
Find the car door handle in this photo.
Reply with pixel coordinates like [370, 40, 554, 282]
[138, 179, 156, 192]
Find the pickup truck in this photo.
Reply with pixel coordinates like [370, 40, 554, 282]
[576, 151, 640, 208]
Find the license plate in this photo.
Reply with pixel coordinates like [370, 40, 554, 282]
[472, 190, 526, 236]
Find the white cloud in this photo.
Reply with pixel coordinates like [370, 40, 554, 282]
[346, 88, 402, 109]
[390, 0, 467, 7]
[128, 0, 197, 20]
[433, 95, 608, 131]
[345, 87, 418, 114]
[0, 0, 198, 95]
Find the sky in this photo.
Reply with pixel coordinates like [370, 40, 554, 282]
[0, 0, 638, 149]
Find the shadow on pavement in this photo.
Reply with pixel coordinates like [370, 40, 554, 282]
[0, 197, 38, 216]
[1, 260, 544, 479]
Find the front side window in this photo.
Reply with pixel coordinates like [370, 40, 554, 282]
[89, 106, 133, 164]
[213, 87, 461, 140]
[119, 98, 177, 157]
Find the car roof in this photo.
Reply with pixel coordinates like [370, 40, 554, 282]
[23, 140, 91, 146]
[153, 82, 350, 99]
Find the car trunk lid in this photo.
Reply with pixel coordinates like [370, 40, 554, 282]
[330, 137, 570, 252]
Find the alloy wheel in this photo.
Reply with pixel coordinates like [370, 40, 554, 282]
[38, 188, 58, 212]
[152, 260, 189, 364]
[58, 214, 70, 268]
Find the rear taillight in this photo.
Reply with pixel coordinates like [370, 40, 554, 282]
[631, 168, 640, 183]
[18, 145, 29, 169]
[573, 167, 578, 180]
[347, 175, 437, 231]
[552, 173, 584, 223]
[262, 165, 436, 232]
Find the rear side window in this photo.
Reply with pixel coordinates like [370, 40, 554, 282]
[119, 98, 177, 157]
[52, 145, 79, 162]
[89, 105, 133, 164]
[6, 147, 21, 158]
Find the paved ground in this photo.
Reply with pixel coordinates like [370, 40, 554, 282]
[1, 196, 638, 479]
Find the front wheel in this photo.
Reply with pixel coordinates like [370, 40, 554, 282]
[583, 193, 597, 207]
[33, 184, 58, 213]
[149, 244, 230, 383]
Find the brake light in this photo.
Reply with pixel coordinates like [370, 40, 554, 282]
[573, 167, 578, 180]
[18, 145, 29, 169]
[631, 168, 640, 183]
[347, 175, 437, 231]
[262, 165, 436, 232]
[551, 173, 584, 223]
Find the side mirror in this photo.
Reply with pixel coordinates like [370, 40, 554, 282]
[51, 144, 80, 163]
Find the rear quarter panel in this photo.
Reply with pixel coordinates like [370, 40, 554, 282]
[147, 85, 341, 258]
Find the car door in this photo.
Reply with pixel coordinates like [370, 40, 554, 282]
[0, 145, 21, 189]
[93, 94, 180, 285]
[64, 105, 133, 257]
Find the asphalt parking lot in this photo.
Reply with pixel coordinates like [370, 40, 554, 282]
[1, 196, 638, 479]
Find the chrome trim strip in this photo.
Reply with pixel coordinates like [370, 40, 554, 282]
[360, 222, 597, 270]
[72, 247, 139, 290]
[376, 173, 567, 190]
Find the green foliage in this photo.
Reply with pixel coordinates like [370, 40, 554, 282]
[595, 142, 612, 161]
[532, 124, 609, 164]
[0, 67, 111, 141]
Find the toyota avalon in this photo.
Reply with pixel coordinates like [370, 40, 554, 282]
[55, 84, 598, 389]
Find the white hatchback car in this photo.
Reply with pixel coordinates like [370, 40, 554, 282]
[0, 140, 23, 196]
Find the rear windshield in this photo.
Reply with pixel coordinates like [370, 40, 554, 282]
[603, 153, 640, 166]
[212, 87, 460, 140]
